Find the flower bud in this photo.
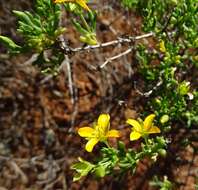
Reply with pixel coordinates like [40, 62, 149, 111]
[158, 149, 167, 157]
[160, 115, 169, 124]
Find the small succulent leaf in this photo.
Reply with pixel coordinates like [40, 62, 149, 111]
[71, 158, 95, 181]
[0, 36, 22, 53]
[73, 173, 82, 182]
[72, 19, 88, 35]
[93, 165, 106, 178]
[117, 141, 126, 153]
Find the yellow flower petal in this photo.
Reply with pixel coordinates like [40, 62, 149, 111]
[85, 138, 99, 152]
[54, 0, 90, 11]
[126, 119, 142, 132]
[97, 114, 110, 133]
[106, 130, 120, 138]
[75, 0, 90, 11]
[78, 127, 95, 137]
[130, 131, 141, 141]
[147, 126, 161, 134]
[143, 114, 155, 131]
[54, 0, 67, 3]
[159, 40, 166, 53]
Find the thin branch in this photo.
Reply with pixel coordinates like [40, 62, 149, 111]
[59, 35, 78, 127]
[23, 53, 39, 65]
[134, 68, 177, 97]
[134, 80, 163, 97]
[10, 161, 28, 184]
[58, 7, 75, 105]
[100, 48, 132, 68]
[59, 32, 154, 54]
[59, 35, 75, 105]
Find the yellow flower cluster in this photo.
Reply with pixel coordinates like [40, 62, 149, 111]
[78, 113, 161, 152]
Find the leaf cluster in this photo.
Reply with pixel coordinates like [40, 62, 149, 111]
[71, 137, 167, 181]
[14, 0, 65, 52]
[0, 0, 66, 53]
[128, 0, 198, 127]
[150, 176, 173, 190]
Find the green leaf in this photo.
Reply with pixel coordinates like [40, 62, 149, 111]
[72, 20, 88, 35]
[117, 141, 126, 153]
[73, 173, 82, 182]
[71, 157, 95, 182]
[0, 36, 21, 53]
[13, 10, 34, 26]
[93, 165, 106, 178]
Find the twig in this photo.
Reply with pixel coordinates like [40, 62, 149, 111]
[44, 175, 62, 190]
[134, 67, 177, 97]
[58, 8, 75, 105]
[135, 80, 163, 98]
[134, 70, 168, 98]
[10, 161, 28, 184]
[23, 53, 39, 65]
[59, 36, 75, 105]
[59, 35, 79, 128]
[59, 32, 154, 54]
[100, 48, 132, 68]
[70, 87, 78, 129]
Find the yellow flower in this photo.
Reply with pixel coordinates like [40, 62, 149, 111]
[159, 40, 166, 53]
[78, 114, 120, 152]
[54, 0, 91, 11]
[126, 114, 161, 141]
